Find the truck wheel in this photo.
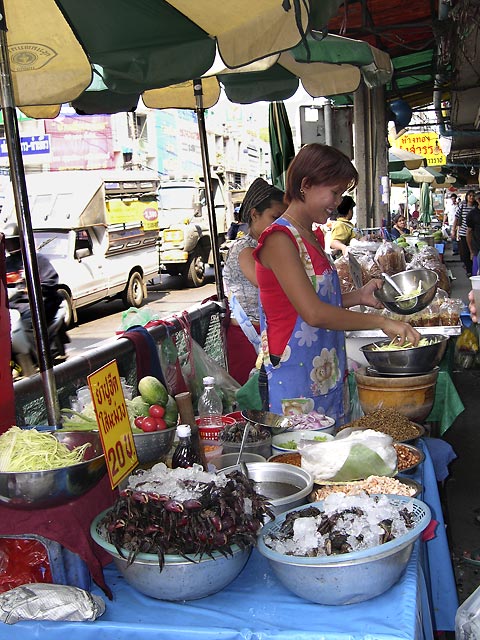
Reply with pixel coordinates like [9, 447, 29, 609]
[123, 271, 145, 308]
[185, 251, 205, 287]
[57, 288, 74, 328]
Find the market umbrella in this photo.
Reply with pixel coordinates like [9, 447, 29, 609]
[268, 102, 295, 190]
[419, 182, 434, 225]
[388, 148, 425, 172]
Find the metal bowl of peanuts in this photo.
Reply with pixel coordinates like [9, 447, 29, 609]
[394, 443, 425, 474]
[310, 475, 422, 501]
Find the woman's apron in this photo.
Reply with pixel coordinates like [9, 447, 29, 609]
[259, 220, 348, 425]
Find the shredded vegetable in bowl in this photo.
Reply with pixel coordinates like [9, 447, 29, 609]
[371, 337, 438, 351]
[0, 426, 91, 472]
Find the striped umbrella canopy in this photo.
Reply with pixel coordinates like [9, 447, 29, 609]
[388, 148, 425, 171]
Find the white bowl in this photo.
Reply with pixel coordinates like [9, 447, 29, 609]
[271, 430, 334, 454]
[284, 414, 336, 435]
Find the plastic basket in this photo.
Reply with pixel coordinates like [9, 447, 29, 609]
[258, 495, 431, 566]
[196, 416, 236, 441]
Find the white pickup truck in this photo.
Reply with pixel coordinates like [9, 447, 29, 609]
[1, 170, 161, 326]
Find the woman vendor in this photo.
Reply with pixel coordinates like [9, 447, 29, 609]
[389, 213, 410, 240]
[253, 143, 420, 425]
[329, 194, 356, 257]
[223, 178, 286, 385]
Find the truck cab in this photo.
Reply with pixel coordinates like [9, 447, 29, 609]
[1, 170, 161, 326]
[158, 173, 234, 287]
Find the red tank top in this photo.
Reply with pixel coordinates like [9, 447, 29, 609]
[253, 223, 332, 355]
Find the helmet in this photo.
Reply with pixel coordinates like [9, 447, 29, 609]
[3, 222, 19, 239]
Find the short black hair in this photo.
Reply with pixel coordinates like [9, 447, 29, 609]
[337, 195, 355, 217]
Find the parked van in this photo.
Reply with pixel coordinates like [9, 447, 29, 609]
[1, 170, 160, 326]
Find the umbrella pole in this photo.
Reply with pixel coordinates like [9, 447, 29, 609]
[193, 79, 225, 303]
[0, 14, 61, 426]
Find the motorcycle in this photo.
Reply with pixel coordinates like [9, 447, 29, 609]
[7, 268, 70, 378]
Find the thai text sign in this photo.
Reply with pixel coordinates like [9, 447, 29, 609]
[0, 135, 50, 157]
[393, 131, 446, 167]
[88, 360, 137, 488]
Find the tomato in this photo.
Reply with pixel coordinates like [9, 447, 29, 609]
[140, 417, 158, 432]
[134, 416, 145, 428]
[149, 404, 165, 419]
[154, 417, 167, 431]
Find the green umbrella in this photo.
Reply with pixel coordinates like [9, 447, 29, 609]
[268, 102, 295, 191]
[419, 182, 433, 225]
[389, 167, 413, 184]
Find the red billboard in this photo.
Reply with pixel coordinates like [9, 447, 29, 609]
[45, 115, 115, 170]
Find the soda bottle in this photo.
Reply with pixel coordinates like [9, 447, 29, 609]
[171, 424, 202, 469]
[197, 376, 222, 426]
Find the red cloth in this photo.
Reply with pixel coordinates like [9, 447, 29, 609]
[253, 224, 332, 354]
[226, 322, 259, 385]
[0, 475, 117, 598]
[0, 234, 15, 434]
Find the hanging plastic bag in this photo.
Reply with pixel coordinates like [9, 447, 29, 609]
[158, 328, 188, 396]
[119, 306, 159, 331]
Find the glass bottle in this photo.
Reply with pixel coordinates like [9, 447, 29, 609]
[171, 424, 202, 469]
[197, 376, 222, 426]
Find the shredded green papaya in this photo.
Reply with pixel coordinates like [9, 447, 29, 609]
[0, 426, 91, 472]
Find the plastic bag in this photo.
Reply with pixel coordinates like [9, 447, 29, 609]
[374, 241, 406, 275]
[0, 539, 52, 594]
[0, 584, 105, 624]
[299, 429, 397, 482]
[158, 331, 187, 396]
[181, 339, 241, 413]
[120, 306, 159, 331]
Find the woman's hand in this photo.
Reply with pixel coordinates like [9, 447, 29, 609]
[358, 278, 384, 309]
[468, 290, 477, 323]
[381, 318, 421, 346]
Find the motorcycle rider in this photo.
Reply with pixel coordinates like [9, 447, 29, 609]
[4, 222, 64, 358]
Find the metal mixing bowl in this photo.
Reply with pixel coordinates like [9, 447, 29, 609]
[221, 462, 314, 516]
[241, 410, 294, 435]
[360, 334, 448, 374]
[133, 425, 176, 465]
[91, 509, 250, 600]
[374, 268, 438, 315]
[0, 430, 106, 509]
[257, 496, 431, 605]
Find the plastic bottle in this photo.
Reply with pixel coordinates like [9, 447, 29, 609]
[171, 424, 202, 469]
[197, 376, 223, 426]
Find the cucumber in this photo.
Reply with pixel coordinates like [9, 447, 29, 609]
[138, 376, 168, 407]
[164, 395, 179, 428]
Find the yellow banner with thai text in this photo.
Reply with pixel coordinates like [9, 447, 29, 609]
[88, 360, 138, 488]
[392, 131, 446, 167]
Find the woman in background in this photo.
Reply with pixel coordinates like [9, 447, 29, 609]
[389, 213, 410, 240]
[329, 194, 356, 257]
[254, 144, 420, 424]
[223, 178, 286, 385]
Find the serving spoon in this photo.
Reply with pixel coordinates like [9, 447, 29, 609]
[236, 422, 250, 477]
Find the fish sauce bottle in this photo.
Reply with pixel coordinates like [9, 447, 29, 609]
[171, 424, 202, 469]
[197, 376, 222, 426]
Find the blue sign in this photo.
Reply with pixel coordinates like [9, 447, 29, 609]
[0, 134, 50, 157]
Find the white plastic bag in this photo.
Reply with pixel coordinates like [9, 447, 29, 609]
[0, 584, 105, 624]
[299, 429, 397, 482]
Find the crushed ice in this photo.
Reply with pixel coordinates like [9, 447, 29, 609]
[125, 462, 229, 501]
[266, 492, 414, 557]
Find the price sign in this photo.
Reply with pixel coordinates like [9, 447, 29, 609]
[88, 360, 137, 488]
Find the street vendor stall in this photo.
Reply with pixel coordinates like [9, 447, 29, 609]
[4, 440, 457, 639]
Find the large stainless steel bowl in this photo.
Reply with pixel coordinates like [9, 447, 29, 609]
[91, 509, 250, 601]
[374, 268, 438, 315]
[257, 496, 431, 605]
[221, 462, 314, 516]
[133, 425, 176, 465]
[360, 334, 448, 374]
[0, 430, 106, 509]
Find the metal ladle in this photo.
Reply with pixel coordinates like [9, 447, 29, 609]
[236, 422, 250, 477]
[381, 272, 418, 310]
[381, 272, 405, 297]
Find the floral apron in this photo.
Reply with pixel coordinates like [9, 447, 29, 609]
[259, 219, 348, 425]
